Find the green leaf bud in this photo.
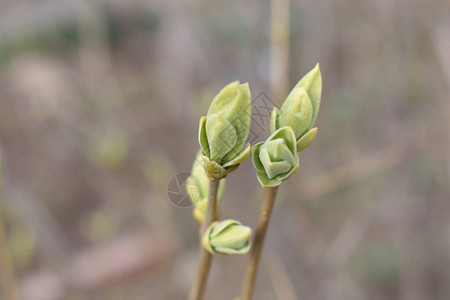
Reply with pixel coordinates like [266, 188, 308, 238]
[270, 64, 322, 151]
[297, 128, 318, 152]
[198, 81, 251, 179]
[251, 127, 299, 188]
[277, 87, 313, 140]
[202, 219, 252, 255]
[296, 63, 322, 129]
[186, 151, 225, 224]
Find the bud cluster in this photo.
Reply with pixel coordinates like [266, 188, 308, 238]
[198, 81, 252, 179]
[251, 127, 299, 187]
[202, 219, 252, 255]
[188, 64, 322, 257]
[186, 151, 225, 224]
[270, 64, 322, 151]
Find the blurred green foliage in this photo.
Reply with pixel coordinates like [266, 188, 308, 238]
[0, 9, 160, 65]
[8, 226, 36, 269]
[80, 210, 117, 242]
[143, 153, 173, 186]
[89, 132, 130, 170]
[349, 244, 400, 294]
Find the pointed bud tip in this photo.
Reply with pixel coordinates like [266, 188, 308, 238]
[240, 82, 251, 96]
[222, 81, 240, 91]
[315, 63, 322, 76]
[240, 226, 252, 238]
[297, 86, 308, 95]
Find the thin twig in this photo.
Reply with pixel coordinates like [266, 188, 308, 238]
[0, 216, 21, 300]
[300, 144, 407, 199]
[240, 186, 279, 300]
[188, 179, 221, 300]
[265, 254, 298, 300]
[270, 0, 290, 104]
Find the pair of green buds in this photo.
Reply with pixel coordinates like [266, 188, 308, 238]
[186, 151, 250, 255]
[187, 64, 322, 254]
[255, 64, 321, 187]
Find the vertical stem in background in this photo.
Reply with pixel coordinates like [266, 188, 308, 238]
[270, 0, 290, 104]
[239, 1, 290, 298]
[240, 187, 279, 300]
[0, 217, 21, 300]
[188, 179, 221, 300]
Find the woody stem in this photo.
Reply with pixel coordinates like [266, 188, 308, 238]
[240, 186, 279, 300]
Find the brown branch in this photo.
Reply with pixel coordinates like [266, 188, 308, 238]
[240, 186, 279, 300]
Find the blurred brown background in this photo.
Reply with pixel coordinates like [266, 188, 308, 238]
[1, 0, 450, 299]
